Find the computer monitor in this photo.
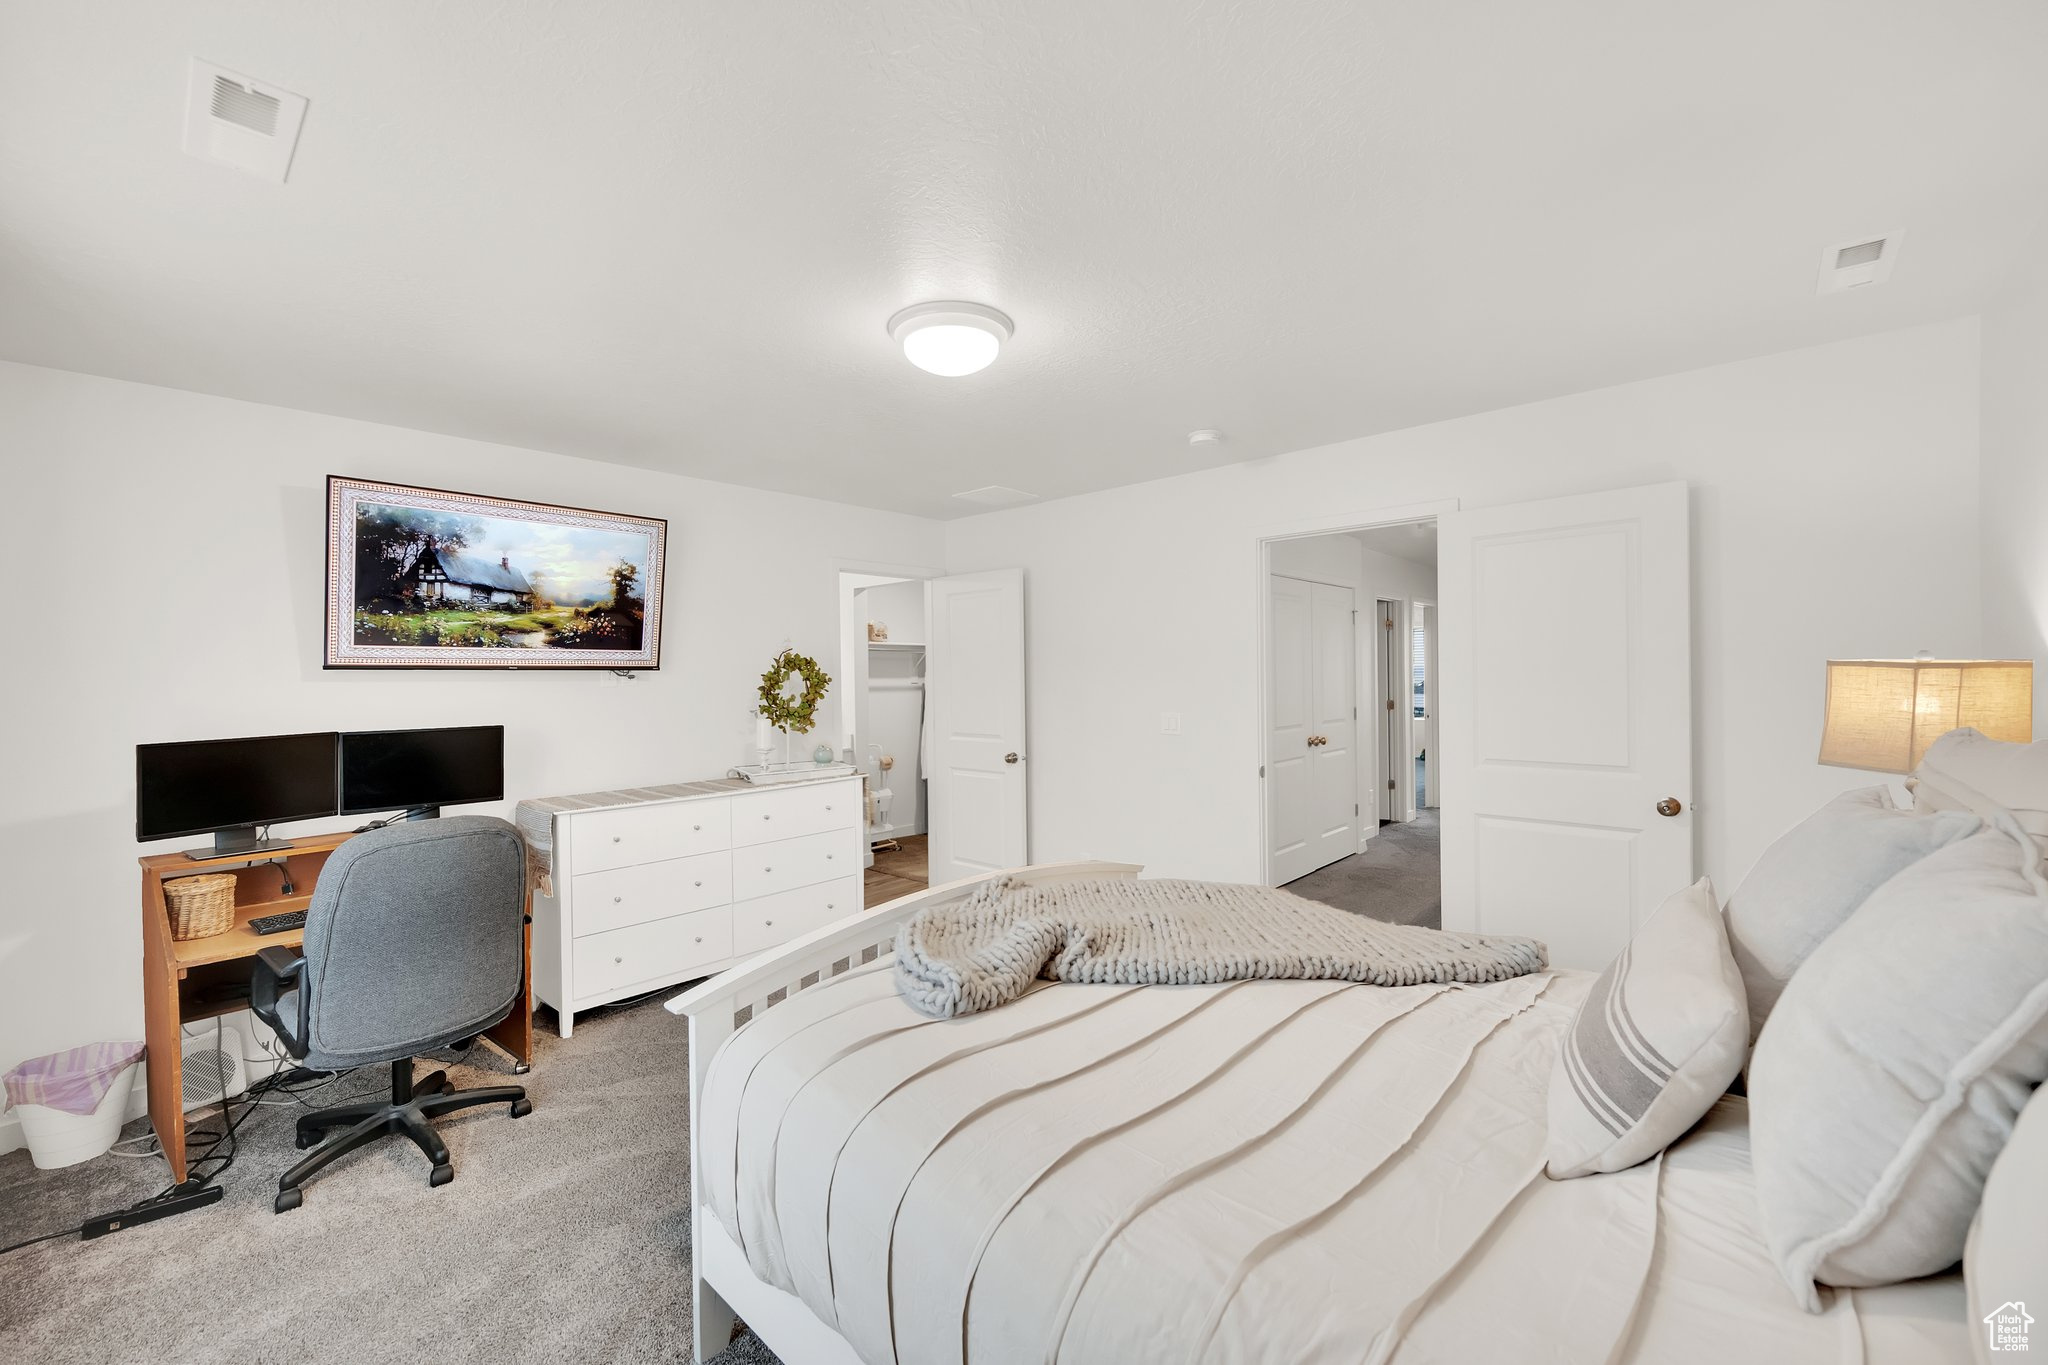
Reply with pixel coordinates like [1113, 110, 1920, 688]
[136, 732, 341, 857]
[338, 725, 505, 820]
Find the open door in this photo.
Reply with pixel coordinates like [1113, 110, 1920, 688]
[926, 568, 1028, 883]
[1267, 575, 1359, 884]
[1437, 482, 1692, 970]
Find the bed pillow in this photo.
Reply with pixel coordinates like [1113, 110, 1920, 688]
[1912, 728, 2048, 867]
[1722, 786, 1979, 1046]
[1545, 877, 1747, 1180]
[1966, 1081, 2048, 1364]
[1749, 826, 2048, 1311]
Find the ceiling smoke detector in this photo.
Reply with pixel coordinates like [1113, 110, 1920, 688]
[888, 302, 1013, 377]
[1816, 231, 1903, 295]
[182, 60, 309, 183]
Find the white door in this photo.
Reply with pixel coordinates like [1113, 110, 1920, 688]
[1268, 575, 1358, 884]
[1438, 482, 1692, 970]
[1417, 604, 1439, 810]
[927, 568, 1028, 884]
[1379, 602, 1400, 821]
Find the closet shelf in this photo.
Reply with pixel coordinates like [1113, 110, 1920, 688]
[867, 640, 926, 649]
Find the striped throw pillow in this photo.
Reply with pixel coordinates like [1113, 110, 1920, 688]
[1546, 877, 1749, 1179]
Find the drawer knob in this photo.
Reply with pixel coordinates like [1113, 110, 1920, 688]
[613, 955, 623, 964]
[694, 936, 703, 944]
[693, 824, 701, 831]
[765, 919, 774, 927]
[762, 814, 771, 821]
[765, 866, 773, 873]
[825, 804, 832, 811]
[613, 896, 622, 904]
[693, 880, 702, 888]
[827, 903, 834, 910]
[612, 836, 622, 844]
[826, 854, 834, 860]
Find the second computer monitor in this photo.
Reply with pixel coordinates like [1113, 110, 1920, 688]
[338, 725, 505, 819]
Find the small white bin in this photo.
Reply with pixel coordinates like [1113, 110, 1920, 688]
[13, 1063, 137, 1169]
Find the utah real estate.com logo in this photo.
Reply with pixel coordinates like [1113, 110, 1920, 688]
[1986, 1301, 2034, 1353]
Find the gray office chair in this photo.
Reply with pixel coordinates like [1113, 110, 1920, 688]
[251, 815, 531, 1214]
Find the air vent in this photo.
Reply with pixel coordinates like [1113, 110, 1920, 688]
[1817, 230, 1903, 295]
[179, 1022, 248, 1111]
[210, 77, 281, 136]
[182, 60, 308, 184]
[951, 485, 1040, 507]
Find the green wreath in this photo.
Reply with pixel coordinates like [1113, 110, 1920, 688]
[757, 648, 831, 734]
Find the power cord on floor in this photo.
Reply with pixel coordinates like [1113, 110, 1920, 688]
[0, 1019, 366, 1258]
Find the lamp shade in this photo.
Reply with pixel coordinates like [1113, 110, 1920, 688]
[1819, 659, 2034, 773]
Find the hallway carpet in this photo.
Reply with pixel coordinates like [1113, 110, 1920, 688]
[1284, 809, 1441, 928]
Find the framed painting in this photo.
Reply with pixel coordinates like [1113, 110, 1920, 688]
[324, 476, 668, 670]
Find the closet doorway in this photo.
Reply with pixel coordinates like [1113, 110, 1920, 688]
[841, 573, 931, 906]
[1260, 520, 1441, 929]
[838, 567, 1031, 906]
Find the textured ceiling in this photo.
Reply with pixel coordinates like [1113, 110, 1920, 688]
[3, 2, 2046, 518]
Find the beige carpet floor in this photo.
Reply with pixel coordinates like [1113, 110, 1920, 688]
[1282, 808, 1442, 928]
[0, 995, 770, 1365]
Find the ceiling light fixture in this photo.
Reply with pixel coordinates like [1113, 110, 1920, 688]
[888, 302, 1013, 377]
[1187, 429, 1224, 448]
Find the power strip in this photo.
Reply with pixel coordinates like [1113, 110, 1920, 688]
[80, 1182, 223, 1240]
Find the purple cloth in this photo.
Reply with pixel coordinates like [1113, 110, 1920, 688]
[4, 1041, 144, 1116]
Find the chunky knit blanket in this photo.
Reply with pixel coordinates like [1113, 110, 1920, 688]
[895, 875, 1548, 1018]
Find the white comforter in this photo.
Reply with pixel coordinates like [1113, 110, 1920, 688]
[699, 960, 1969, 1365]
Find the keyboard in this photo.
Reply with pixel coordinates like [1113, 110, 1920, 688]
[249, 910, 308, 936]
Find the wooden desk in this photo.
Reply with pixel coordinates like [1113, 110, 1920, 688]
[140, 832, 533, 1184]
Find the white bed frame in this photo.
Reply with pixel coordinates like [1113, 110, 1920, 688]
[665, 859, 1142, 1364]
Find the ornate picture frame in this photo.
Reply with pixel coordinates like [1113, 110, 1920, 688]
[324, 475, 668, 670]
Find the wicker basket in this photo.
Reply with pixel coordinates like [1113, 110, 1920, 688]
[164, 873, 238, 941]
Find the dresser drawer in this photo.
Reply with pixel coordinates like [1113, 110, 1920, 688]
[572, 907, 733, 1002]
[569, 801, 731, 874]
[731, 828, 861, 902]
[730, 782, 857, 848]
[572, 851, 731, 938]
[732, 877, 861, 958]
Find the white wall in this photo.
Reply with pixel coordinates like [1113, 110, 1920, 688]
[946, 320, 1984, 895]
[1981, 270, 2048, 720]
[0, 360, 945, 1114]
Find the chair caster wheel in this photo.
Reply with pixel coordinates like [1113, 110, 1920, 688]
[510, 1098, 532, 1118]
[430, 1163, 454, 1188]
[295, 1132, 320, 1150]
[274, 1188, 302, 1214]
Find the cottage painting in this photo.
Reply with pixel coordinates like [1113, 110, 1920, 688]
[325, 476, 667, 670]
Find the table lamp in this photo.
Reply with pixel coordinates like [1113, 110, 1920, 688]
[1819, 658, 2034, 773]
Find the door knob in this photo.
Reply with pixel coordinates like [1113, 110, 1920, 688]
[1656, 797, 1684, 818]
[1004, 752, 1021, 764]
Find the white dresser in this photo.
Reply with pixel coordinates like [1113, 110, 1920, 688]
[529, 774, 864, 1036]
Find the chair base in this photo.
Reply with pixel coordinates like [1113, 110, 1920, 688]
[274, 1056, 529, 1213]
